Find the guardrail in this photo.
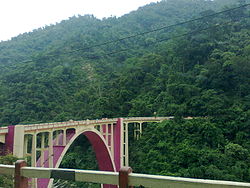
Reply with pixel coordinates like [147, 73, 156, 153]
[1, 160, 250, 188]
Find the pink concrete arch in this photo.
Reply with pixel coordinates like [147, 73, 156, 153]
[38, 128, 117, 188]
[84, 131, 115, 172]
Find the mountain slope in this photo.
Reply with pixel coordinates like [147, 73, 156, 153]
[0, 0, 249, 186]
[0, 0, 249, 126]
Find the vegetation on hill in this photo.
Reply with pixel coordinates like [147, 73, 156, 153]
[0, 154, 18, 187]
[0, 0, 249, 125]
[0, 0, 249, 187]
[130, 118, 250, 182]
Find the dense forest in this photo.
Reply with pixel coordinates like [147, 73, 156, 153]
[0, 0, 249, 187]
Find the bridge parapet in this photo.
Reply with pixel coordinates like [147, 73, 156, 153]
[1, 162, 250, 188]
[0, 117, 175, 145]
[15, 118, 118, 133]
[123, 116, 174, 123]
[0, 117, 174, 136]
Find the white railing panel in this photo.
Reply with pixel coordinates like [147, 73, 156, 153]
[0, 164, 250, 187]
[0, 164, 15, 175]
[21, 167, 51, 179]
[0, 127, 8, 134]
[75, 170, 118, 185]
[129, 173, 250, 188]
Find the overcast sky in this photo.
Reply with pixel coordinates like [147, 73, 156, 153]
[0, 0, 159, 42]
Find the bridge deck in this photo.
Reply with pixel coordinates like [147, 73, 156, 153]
[0, 117, 174, 135]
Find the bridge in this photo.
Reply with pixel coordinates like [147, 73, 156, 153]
[0, 117, 172, 187]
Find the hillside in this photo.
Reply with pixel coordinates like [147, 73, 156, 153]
[0, 0, 249, 125]
[0, 0, 250, 187]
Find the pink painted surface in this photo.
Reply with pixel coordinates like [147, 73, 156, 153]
[37, 129, 118, 188]
[37, 146, 65, 188]
[66, 129, 75, 142]
[114, 118, 122, 171]
[84, 131, 114, 171]
[5, 126, 15, 154]
[102, 124, 112, 147]
[37, 131, 75, 167]
[108, 124, 111, 134]
[37, 132, 75, 188]
[83, 131, 117, 188]
[102, 124, 107, 140]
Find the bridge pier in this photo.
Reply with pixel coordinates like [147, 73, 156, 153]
[31, 133, 37, 168]
[13, 125, 25, 158]
[124, 122, 129, 167]
[48, 132, 53, 168]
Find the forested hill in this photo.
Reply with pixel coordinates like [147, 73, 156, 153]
[0, 0, 249, 126]
[0, 0, 250, 186]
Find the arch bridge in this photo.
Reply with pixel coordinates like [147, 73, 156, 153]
[0, 117, 173, 187]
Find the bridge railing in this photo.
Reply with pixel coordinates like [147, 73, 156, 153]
[1, 160, 250, 188]
[0, 117, 175, 133]
[0, 127, 8, 134]
[123, 117, 174, 121]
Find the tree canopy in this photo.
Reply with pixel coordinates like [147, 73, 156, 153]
[0, 0, 249, 186]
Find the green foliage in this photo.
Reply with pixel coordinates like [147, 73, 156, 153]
[0, 154, 18, 188]
[130, 119, 250, 182]
[0, 0, 249, 185]
[0, 154, 18, 164]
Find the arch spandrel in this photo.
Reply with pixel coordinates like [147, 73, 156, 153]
[54, 128, 115, 170]
[39, 128, 116, 188]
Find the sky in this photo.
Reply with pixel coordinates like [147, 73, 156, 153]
[0, 0, 159, 42]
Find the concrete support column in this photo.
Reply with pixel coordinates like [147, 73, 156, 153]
[31, 133, 37, 188]
[111, 123, 114, 158]
[31, 133, 37, 167]
[139, 122, 142, 134]
[100, 124, 103, 135]
[13, 125, 25, 158]
[105, 124, 109, 144]
[63, 129, 67, 146]
[40, 133, 45, 167]
[48, 131, 54, 168]
[124, 123, 129, 167]
[23, 135, 28, 157]
[120, 121, 124, 168]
